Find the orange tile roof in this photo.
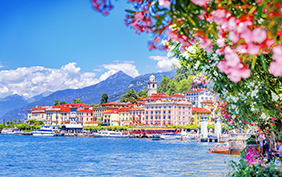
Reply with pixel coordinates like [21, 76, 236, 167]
[118, 108, 131, 111]
[151, 93, 169, 98]
[185, 88, 208, 93]
[201, 100, 214, 103]
[192, 107, 211, 113]
[169, 94, 185, 97]
[77, 109, 93, 113]
[103, 110, 118, 114]
[29, 106, 46, 111]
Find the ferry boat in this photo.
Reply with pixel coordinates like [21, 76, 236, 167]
[1, 128, 22, 135]
[175, 129, 197, 140]
[93, 130, 130, 138]
[160, 133, 179, 140]
[32, 126, 58, 137]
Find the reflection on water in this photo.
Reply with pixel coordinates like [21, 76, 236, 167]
[0, 136, 238, 176]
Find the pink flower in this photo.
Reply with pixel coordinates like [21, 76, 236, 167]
[272, 123, 275, 126]
[159, 0, 171, 7]
[252, 28, 267, 44]
[134, 12, 144, 21]
[228, 31, 240, 44]
[269, 60, 282, 77]
[231, 122, 234, 124]
[191, 0, 211, 7]
[198, 10, 207, 20]
[250, 123, 254, 126]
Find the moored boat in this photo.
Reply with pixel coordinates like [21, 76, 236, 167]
[32, 126, 57, 137]
[93, 130, 130, 138]
[160, 133, 178, 140]
[209, 143, 229, 154]
[1, 128, 22, 135]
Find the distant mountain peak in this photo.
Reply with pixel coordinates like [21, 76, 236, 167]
[107, 71, 133, 80]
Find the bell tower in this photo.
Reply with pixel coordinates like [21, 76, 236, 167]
[148, 74, 157, 96]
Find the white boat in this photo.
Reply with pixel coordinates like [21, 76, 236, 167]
[93, 130, 130, 138]
[175, 129, 196, 140]
[32, 126, 57, 137]
[1, 128, 22, 135]
[160, 133, 179, 140]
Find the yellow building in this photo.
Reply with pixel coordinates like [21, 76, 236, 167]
[192, 108, 211, 125]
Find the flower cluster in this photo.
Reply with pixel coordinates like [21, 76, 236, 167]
[245, 147, 263, 165]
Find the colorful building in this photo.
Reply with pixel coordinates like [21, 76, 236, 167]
[144, 101, 192, 126]
[191, 108, 211, 125]
[103, 110, 119, 126]
[184, 88, 215, 107]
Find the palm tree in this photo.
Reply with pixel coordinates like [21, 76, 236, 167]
[18, 119, 22, 124]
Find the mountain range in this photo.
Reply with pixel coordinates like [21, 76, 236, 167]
[0, 70, 176, 122]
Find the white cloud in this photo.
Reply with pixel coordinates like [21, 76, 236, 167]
[0, 63, 99, 98]
[93, 69, 102, 72]
[0, 62, 4, 69]
[99, 62, 140, 81]
[0, 61, 141, 99]
[149, 55, 181, 72]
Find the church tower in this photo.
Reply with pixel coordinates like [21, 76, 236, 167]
[148, 74, 157, 96]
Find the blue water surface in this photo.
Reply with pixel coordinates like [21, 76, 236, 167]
[0, 136, 238, 177]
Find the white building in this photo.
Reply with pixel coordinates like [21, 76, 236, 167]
[148, 74, 157, 96]
[184, 88, 215, 107]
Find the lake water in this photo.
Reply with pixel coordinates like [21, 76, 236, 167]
[0, 136, 238, 176]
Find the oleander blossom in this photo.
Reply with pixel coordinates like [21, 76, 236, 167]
[191, 0, 211, 7]
[159, 0, 171, 7]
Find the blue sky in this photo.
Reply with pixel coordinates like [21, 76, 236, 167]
[0, 0, 178, 98]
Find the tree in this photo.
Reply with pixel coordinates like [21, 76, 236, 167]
[54, 100, 59, 106]
[157, 75, 170, 93]
[137, 87, 148, 98]
[60, 101, 66, 105]
[177, 77, 193, 93]
[100, 93, 108, 104]
[91, 104, 100, 107]
[167, 79, 177, 95]
[73, 98, 83, 104]
[120, 89, 139, 103]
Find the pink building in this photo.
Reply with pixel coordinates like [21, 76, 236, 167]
[77, 109, 93, 125]
[144, 100, 192, 126]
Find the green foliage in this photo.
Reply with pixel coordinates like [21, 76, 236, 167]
[120, 89, 139, 103]
[60, 101, 66, 105]
[229, 159, 282, 177]
[157, 69, 193, 95]
[91, 104, 100, 107]
[73, 98, 83, 104]
[137, 87, 148, 98]
[157, 75, 170, 93]
[167, 79, 177, 95]
[168, 124, 201, 129]
[54, 100, 59, 106]
[100, 93, 108, 104]
[83, 126, 133, 131]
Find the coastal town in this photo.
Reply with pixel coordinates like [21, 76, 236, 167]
[26, 74, 217, 130]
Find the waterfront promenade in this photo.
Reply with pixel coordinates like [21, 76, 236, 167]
[0, 136, 237, 176]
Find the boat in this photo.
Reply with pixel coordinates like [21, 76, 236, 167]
[160, 133, 179, 140]
[32, 126, 58, 137]
[175, 129, 196, 140]
[209, 142, 229, 154]
[93, 130, 130, 138]
[152, 134, 161, 140]
[1, 128, 22, 135]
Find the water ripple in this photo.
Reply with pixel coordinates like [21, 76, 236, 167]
[0, 136, 238, 177]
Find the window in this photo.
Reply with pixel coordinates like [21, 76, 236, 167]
[151, 116, 153, 120]
[164, 106, 166, 109]
[183, 107, 185, 109]
[168, 111, 171, 114]
[168, 116, 171, 120]
[146, 111, 148, 115]
[163, 116, 166, 119]
[163, 111, 166, 114]
[179, 111, 181, 115]
[146, 116, 148, 120]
